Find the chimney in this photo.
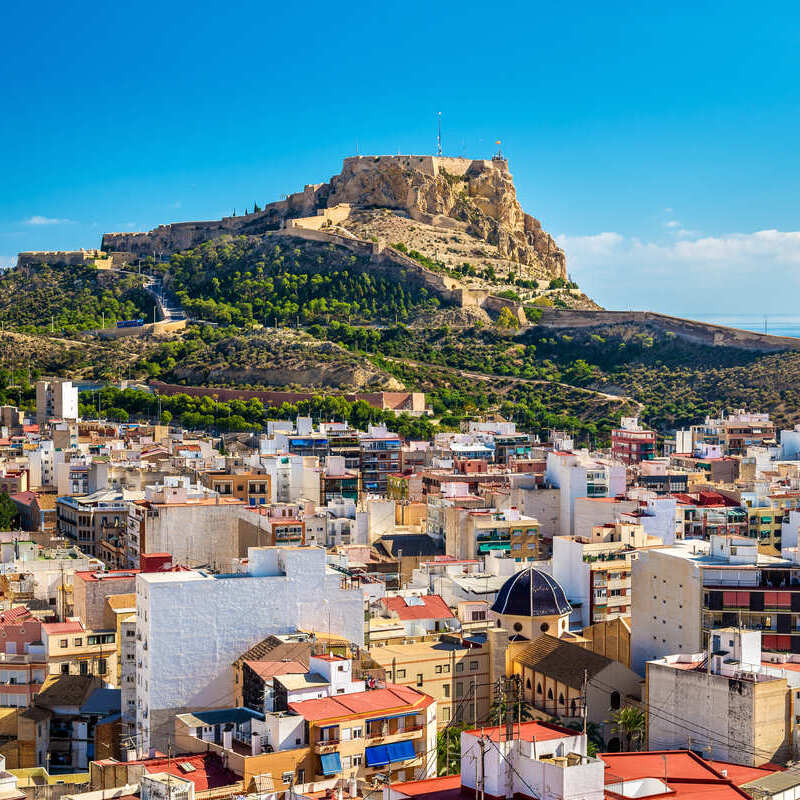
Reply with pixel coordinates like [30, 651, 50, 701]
[222, 727, 233, 751]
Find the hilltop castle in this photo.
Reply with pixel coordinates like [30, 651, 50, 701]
[98, 154, 566, 279]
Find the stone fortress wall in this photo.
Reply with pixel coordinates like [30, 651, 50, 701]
[535, 309, 800, 352]
[17, 248, 114, 270]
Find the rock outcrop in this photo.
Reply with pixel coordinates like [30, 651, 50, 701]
[325, 156, 566, 278]
[100, 154, 566, 280]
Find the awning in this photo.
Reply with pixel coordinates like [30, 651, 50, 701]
[365, 744, 390, 767]
[386, 740, 416, 762]
[320, 752, 342, 775]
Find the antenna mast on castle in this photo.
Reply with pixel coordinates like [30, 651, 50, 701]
[437, 112, 442, 156]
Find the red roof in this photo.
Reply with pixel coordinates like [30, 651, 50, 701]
[42, 621, 84, 635]
[289, 684, 434, 722]
[465, 720, 578, 744]
[0, 606, 33, 625]
[599, 751, 768, 800]
[9, 491, 36, 506]
[390, 776, 462, 797]
[126, 753, 239, 791]
[381, 594, 455, 621]
[705, 760, 780, 785]
[74, 569, 139, 583]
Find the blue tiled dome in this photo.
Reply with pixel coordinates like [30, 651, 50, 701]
[491, 568, 572, 617]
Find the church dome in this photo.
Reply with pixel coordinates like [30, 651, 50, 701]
[490, 568, 572, 617]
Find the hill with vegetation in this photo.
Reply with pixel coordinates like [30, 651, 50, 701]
[0, 263, 154, 334]
[7, 235, 800, 440]
[159, 236, 442, 326]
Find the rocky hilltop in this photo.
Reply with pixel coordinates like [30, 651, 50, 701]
[326, 156, 566, 278]
[101, 154, 566, 280]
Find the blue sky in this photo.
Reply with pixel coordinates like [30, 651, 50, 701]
[3, 0, 800, 315]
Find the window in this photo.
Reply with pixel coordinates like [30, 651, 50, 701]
[610, 691, 621, 710]
[442, 664, 450, 673]
[513, 623, 523, 632]
[395, 669, 406, 679]
[60, 639, 68, 648]
[352, 726, 362, 738]
[341, 756, 351, 769]
[80, 661, 88, 676]
[441, 707, 450, 722]
[281, 772, 294, 786]
[351, 755, 362, 767]
[470, 661, 479, 671]
[60, 664, 69, 675]
[536, 682, 542, 695]
[455, 682, 463, 698]
[98, 658, 107, 675]
[74, 638, 83, 647]
[444, 684, 450, 697]
[416, 674, 423, 687]
[435, 665, 442, 674]
[540, 623, 550, 633]
[456, 663, 464, 673]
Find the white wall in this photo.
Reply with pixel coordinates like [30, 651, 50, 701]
[552, 538, 590, 627]
[136, 546, 364, 752]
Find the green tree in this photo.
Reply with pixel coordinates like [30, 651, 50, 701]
[159, 410, 173, 426]
[609, 706, 646, 751]
[0, 492, 18, 530]
[495, 307, 520, 330]
[436, 723, 470, 775]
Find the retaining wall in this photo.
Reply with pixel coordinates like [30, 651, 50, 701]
[535, 310, 800, 352]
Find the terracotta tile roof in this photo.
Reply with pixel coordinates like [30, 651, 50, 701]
[243, 659, 307, 681]
[0, 606, 33, 624]
[233, 635, 310, 668]
[511, 634, 613, 689]
[289, 684, 433, 722]
[381, 595, 454, 621]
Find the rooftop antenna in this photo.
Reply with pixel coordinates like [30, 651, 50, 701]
[437, 112, 442, 156]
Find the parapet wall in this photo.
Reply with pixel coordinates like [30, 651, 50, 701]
[17, 249, 112, 269]
[535, 309, 800, 352]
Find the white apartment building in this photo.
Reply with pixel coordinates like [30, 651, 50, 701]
[261, 454, 321, 504]
[553, 521, 661, 628]
[125, 477, 243, 569]
[36, 379, 78, 425]
[545, 450, 626, 536]
[135, 545, 364, 753]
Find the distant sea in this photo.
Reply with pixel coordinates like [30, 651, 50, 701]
[682, 314, 800, 339]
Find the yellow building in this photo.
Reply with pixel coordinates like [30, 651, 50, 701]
[367, 639, 490, 727]
[40, 622, 116, 682]
[200, 469, 271, 507]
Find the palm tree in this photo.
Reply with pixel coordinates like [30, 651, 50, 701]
[609, 706, 646, 751]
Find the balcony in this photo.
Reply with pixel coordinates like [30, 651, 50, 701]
[314, 738, 340, 754]
[365, 725, 424, 745]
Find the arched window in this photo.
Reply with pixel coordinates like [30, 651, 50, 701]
[558, 693, 565, 706]
[547, 687, 553, 700]
[526, 677, 532, 690]
[537, 682, 543, 695]
[610, 691, 621, 710]
[570, 699, 577, 716]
